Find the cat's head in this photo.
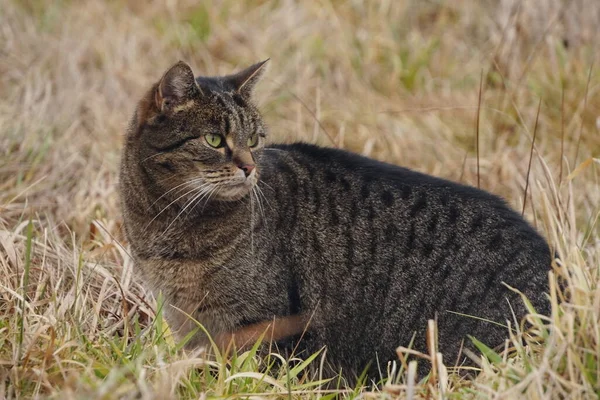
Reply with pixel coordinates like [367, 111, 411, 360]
[127, 60, 268, 203]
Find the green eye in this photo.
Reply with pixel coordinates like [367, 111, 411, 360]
[248, 134, 259, 148]
[205, 133, 223, 148]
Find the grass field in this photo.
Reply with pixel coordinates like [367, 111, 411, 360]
[1, 0, 599, 398]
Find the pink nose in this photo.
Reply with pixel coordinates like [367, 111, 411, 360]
[238, 164, 255, 177]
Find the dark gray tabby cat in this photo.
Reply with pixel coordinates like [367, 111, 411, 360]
[119, 60, 551, 383]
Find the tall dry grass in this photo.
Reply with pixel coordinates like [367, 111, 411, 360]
[1, 0, 599, 398]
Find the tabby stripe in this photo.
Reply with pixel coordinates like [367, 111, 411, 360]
[345, 232, 355, 273]
[148, 136, 198, 152]
[446, 249, 485, 313]
[224, 115, 231, 135]
[214, 92, 228, 109]
[230, 97, 243, 130]
[274, 153, 299, 230]
[380, 252, 398, 323]
[313, 186, 322, 212]
[480, 248, 521, 296]
[215, 92, 238, 133]
[237, 106, 246, 127]
[356, 223, 377, 337]
[288, 277, 301, 315]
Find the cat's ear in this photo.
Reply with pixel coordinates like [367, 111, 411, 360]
[155, 61, 202, 113]
[226, 59, 269, 98]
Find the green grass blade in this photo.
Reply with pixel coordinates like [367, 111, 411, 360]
[468, 336, 503, 365]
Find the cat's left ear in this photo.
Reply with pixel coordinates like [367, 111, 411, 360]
[156, 61, 202, 113]
[226, 59, 269, 99]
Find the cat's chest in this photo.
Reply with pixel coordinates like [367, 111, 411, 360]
[152, 215, 271, 262]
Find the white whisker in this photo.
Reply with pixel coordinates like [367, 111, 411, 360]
[144, 185, 201, 231]
[258, 180, 276, 194]
[145, 180, 213, 225]
[159, 185, 214, 237]
[255, 183, 273, 212]
[200, 186, 219, 212]
[252, 186, 267, 226]
[148, 177, 207, 210]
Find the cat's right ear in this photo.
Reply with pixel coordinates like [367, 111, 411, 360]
[155, 61, 202, 113]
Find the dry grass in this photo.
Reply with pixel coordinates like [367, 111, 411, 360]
[1, 0, 599, 398]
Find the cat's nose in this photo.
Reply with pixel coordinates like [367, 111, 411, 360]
[238, 164, 255, 177]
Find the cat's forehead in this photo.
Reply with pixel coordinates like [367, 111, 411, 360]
[209, 89, 249, 110]
[192, 79, 246, 110]
[182, 85, 262, 138]
[199, 91, 253, 125]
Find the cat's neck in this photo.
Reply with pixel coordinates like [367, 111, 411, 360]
[126, 190, 255, 260]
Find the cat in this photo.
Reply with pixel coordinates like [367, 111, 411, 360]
[119, 60, 551, 384]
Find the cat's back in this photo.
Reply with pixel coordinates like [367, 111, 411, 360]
[262, 142, 522, 218]
[258, 142, 550, 375]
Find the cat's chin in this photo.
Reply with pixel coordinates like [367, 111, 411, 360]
[213, 183, 254, 201]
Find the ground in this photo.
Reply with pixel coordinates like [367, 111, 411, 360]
[0, 0, 599, 398]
